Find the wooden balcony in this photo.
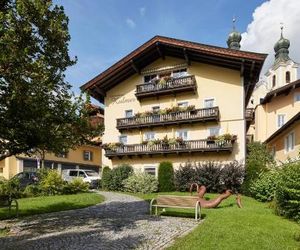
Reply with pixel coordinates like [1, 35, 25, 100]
[104, 139, 234, 159]
[245, 108, 255, 121]
[116, 107, 219, 131]
[135, 75, 197, 100]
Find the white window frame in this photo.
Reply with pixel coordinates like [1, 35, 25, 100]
[144, 166, 157, 177]
[294, 92, 300, 103]
[277, 114, 286, 128]
[177, 101, 189, 108]
[152, 106, 160, 113]
[208, 126, 221, 136]
[144, 132, 156, 141]
[176, 129, 189, 140]
[204, 98, 216, 108]
[284, 131, 295, 153]
[172, 68, 188, 78]
[125, 109, 134, 118]
[119, 135, 128, 144]
[83, 150, 93, 161]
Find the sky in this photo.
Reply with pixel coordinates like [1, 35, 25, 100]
[54, 0, 300, 100]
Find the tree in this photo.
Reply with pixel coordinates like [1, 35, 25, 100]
[0, 0, 101, 161]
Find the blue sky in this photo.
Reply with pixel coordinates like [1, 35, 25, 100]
[55, 0, 266, 95]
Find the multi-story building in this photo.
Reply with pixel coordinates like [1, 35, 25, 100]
[247, 27, 300, 162]
[81, 32, 266, 174]
[0, 105, 104, 179]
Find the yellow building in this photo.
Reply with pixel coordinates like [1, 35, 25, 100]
[247, 27, 300, 162]
[0, 106, 104, 179]
[81, 34, 266, 174]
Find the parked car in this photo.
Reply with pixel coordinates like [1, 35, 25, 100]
[62, 169, 100, 189]
[12, 172, 39, 188]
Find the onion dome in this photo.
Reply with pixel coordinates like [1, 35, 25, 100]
[274, 26, 290, 62]
[227, 18, 241, 50]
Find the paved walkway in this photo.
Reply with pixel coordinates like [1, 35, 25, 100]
[0, 192, 199, 249]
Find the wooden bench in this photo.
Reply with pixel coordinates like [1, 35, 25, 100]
[150, 195, 201, 221]
[0, 195, 19, 217]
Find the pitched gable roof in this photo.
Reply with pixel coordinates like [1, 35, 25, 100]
[81, 35, 267, 104]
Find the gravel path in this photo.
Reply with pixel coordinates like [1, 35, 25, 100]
[0, 192, 199, 250]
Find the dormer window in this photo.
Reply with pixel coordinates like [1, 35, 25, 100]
[286, 71, 291, 83]
[272, 75, 276, 88]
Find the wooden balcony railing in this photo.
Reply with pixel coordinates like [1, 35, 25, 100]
[135, 75, 197, 99]
[245, 108, 255, 121]
[104, 139, 234, 159]
[116, 107, 219, 130]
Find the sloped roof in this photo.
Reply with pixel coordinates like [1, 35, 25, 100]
[265, 112, 300, 143]
[81, 35, 267, 104]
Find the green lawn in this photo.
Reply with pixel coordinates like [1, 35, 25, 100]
[0, 192, 104, 220]
[134, 192, 300, 250]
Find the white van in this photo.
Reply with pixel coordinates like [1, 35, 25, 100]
[62, 169, 100, 188]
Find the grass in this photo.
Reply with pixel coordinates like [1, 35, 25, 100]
[134, 192, 300, 250]
[0, 192, 104, 220]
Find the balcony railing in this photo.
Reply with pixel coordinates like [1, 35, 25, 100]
[116, 107, 219, 130]
[245, 108, 255, 121]
[104, 139, 234, 158]
[135, 75, 197, 99]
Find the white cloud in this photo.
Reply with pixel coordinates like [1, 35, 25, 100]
[241, 0, 300, 75]
[139, 7, 146, 16]
[126, 18, 136, 29]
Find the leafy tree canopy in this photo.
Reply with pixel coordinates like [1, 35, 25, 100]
[0, 0, 102, 161]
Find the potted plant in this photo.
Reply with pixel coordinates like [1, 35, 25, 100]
[206, 135, 217, 145]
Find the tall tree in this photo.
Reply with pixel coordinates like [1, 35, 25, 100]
[0, 0, 101, 161]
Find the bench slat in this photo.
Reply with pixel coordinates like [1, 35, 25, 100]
[156, 196, 199, 208]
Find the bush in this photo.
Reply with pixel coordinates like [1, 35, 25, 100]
[220, 161, 245, 193]
[275, 162, 300, 223]
[174, 162, 197, 191]
[123, 173, 158, 194]
[22, 184, 41, 197]
[101, 166, 111, 190]
[63, 178, 89, 194]
[105, 164, 133, 191]
[249, 170, 279, 202]
[158, 161, 175, 192]
[39, 170, 65, 195]
[0, 177, 21, 198]
[242, 142, 275, 195]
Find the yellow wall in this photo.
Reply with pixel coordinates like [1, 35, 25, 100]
[267, 121, 300, 163]
[255, 89, 300, 142]
[102, 56, 246, 169]
[0, 144, 102, 179]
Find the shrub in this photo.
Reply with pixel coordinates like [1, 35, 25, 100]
[158, 161, 175, 192]
[174, 162, 197, 191]
[123, 173, 158, 194]
[275, 162, 300, 223]
[39, 170, 65, 195]
[220, 161, 245, 193]
[0, 178, 21, 198]
[106, 164, 133, 191]
[242, 142, 275, 195]
[195, 161, 222, 193]
[249, 170, 279, 202]
[63, 178, 89, 194]
[101, 166, 111, 190]
[22, 184, 41, 197]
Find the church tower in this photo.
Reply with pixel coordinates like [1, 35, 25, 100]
[265, 25, 298, 90]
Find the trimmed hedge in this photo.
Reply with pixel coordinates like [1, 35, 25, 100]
[123, 173, 158, 194]
[158, 161, 175, 192]
[104, 164, 133, 191]
[275, 162, 300, 223]
[101, 166, 111, 190]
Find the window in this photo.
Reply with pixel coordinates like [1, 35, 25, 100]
[144, 166, 156, 176]
[152, 106, 160, 113]
[78, 171, 86, 178]
[83, 151, 93, 161]
[144, 132, 155, 141]
[178, 101, 189, 108]
[172, 68, 187, 78]
[272, 75, 276, 88]
[277, 114, 285, 128]
[69, 171, 78, 177]
[208, 127, 220, 136]
[144, 74, 157, 83]
[294, 93, 300, 102]
[125, 109, 133, 118]
[176, 130, 188, 140]
[204, 98, 215, 108]
[286, 71, 291, 83]
[119, 135, 127, 144]
[285, 132, 295, 153]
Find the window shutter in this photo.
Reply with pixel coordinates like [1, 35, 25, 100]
[90, 152, 93, 161]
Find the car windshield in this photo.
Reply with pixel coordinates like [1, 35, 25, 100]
[85, 171, 99, 177]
